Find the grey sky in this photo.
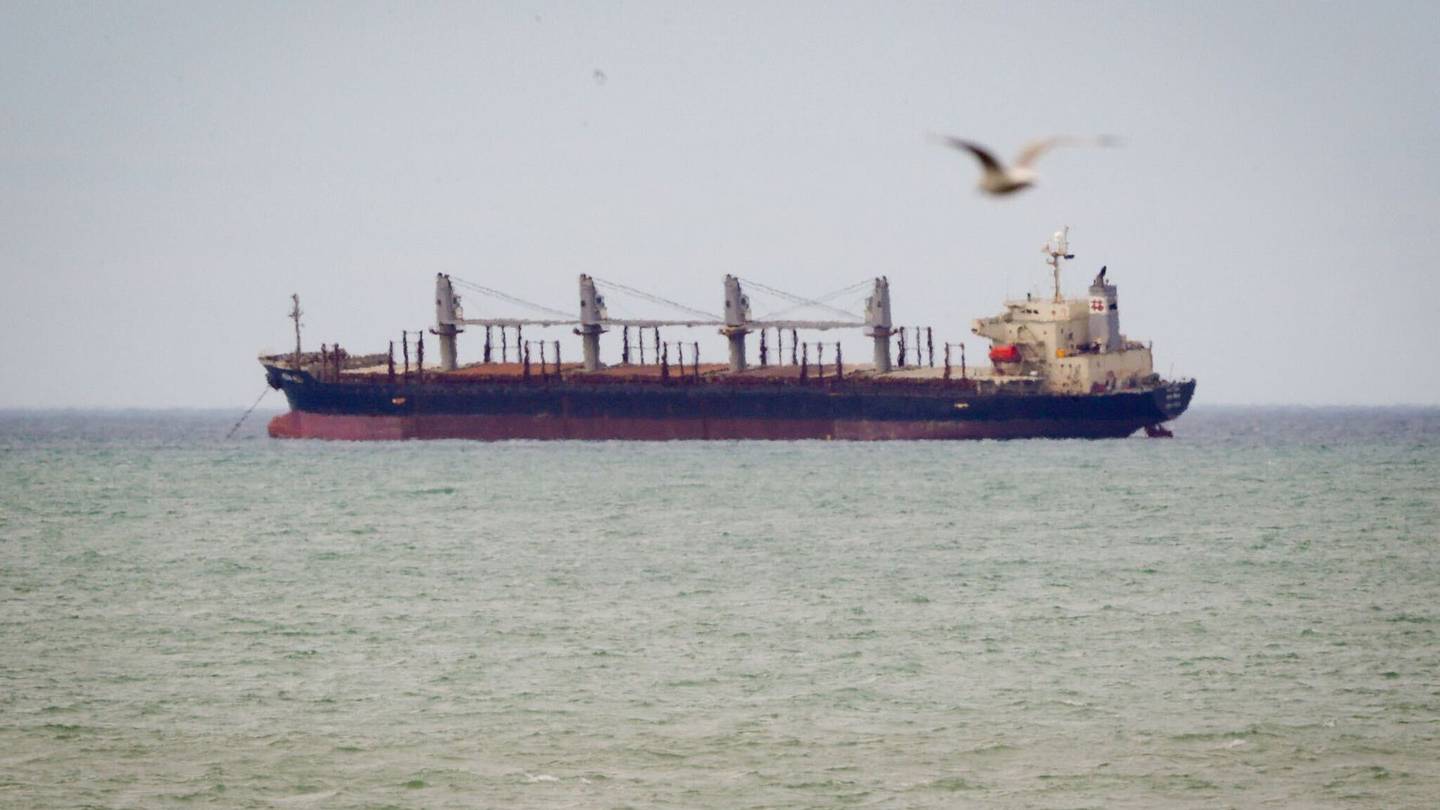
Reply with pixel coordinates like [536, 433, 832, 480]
[3, 1, 1437, 407]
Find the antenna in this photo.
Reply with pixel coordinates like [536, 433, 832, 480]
[1042, 226, 1074, 303]
[289, 293, 303, 368]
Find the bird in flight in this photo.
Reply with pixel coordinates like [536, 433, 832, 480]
[935, 135, 1119, 195]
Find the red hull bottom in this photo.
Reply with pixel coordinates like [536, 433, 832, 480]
[268, 411, 1143, 441]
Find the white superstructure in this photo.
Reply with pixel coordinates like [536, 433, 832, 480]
[971, 228, 1156, 394]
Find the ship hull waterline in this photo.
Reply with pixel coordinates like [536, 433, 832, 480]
[263, 366, 1195, 442]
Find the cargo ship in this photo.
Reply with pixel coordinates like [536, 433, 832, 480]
[261, 228, 1194, 440]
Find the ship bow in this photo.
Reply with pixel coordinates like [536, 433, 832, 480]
[1156, 378, 1197, 421]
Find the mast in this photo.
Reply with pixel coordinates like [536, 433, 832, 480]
[578, 274, 607, 372]
[1043, 226, 1074, 303]
[289, 294, 303, 369]
[434, 273, 461, 371]
[722, 275, 749, 372]
[864, 277, 892, 373]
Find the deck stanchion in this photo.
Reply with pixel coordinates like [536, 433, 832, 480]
[622, 326, 631, 365]
[835, 342, 843, 380]
[944, 343, 952, 380]
[416, 333, 424, 383]
[483, 326, 493, 363]
[388, 341, 396, 383]
[927, 327, 934, 367]
[791, 329, 799, 365]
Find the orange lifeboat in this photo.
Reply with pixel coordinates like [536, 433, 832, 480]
[988, 344, 1022, 363]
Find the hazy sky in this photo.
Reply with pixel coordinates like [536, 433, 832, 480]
[4, 1, 1438, 407]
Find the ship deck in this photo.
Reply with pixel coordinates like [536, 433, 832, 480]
[289, 359, 1014, 388]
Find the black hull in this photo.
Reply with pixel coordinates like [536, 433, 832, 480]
[263, 366, 1195, 441]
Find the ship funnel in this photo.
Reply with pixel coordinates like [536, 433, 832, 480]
[1087, 266, 1120, 353]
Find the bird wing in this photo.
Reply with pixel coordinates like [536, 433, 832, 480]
[936, 136, 1005, 173]
[1014, 135, 1120, 168]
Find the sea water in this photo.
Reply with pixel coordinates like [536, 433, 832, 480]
[1, 408, 1437, 808]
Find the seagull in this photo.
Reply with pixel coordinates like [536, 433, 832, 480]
[935, 134, 1119, 195]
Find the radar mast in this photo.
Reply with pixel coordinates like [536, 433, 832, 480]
[1042, 226, 1074, 303]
